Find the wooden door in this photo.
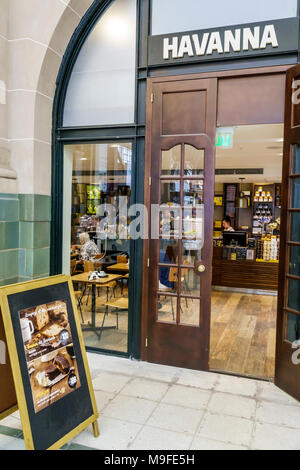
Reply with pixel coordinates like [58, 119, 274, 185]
[275, 64, 300, 401]
[145, 78, 217, 370]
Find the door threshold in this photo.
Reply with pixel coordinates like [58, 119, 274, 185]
[209, 367, 274, 383]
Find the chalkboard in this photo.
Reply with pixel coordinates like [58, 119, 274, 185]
[0, 275, 99, 450]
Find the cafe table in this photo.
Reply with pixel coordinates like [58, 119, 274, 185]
[106, 263, 130, 273]
[72, 272, 124, 337]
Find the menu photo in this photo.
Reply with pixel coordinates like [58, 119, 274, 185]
[19, 301, 81, 413]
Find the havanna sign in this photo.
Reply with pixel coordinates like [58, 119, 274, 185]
[148, 18, 299, 66]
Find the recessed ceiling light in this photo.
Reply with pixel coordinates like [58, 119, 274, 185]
[80, 158, 88, 161]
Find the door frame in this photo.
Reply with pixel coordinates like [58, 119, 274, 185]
[141, 65, 290, 369]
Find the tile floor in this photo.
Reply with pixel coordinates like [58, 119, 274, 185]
[1, 352, 300, 450]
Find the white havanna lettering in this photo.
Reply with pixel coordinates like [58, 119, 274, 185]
[0, 340, 6, 365]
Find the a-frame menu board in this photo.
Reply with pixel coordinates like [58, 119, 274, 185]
[0, 275, 99, 450]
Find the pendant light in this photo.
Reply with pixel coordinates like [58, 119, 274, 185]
[235, 178, 248, 208]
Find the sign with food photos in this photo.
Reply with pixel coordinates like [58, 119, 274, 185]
[0, 275, 99, 450]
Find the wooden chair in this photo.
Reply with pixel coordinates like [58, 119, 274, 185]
[117, 254, 127, 264]
[98, 297, 129, 341]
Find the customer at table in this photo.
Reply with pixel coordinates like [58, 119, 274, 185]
[159, 245, 177, 291]
[79, 232, 99, 261]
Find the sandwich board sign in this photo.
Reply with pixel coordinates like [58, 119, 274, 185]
[0, 275, 99, 450]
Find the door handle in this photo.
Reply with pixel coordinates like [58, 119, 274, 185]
[198, 265, 206, 273]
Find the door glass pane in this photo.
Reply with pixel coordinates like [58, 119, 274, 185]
[158, 264, 177, 293]
[161, 180, 181, 206]
[180, 298, 200, 326]
[160, 206, 181, 238]
[288, 279, 300, 313]
[184, 145, 204, 176]
[294, 145, 300, 174]
[286, 312, 300, 343]
[183, 180, 204, 205]
[291, 213, 300, 242]
[63, 0, 136, 126]
[162, 146, 181, 176]
[157, 295, 176, 323]
[181, 268, 200, 297]
[292, 178, 300, 208]
[64, 143, 131, 353]
[160, 240, 178, 264]
[182, 239, 202, 265]
[290, 246, 300, 277]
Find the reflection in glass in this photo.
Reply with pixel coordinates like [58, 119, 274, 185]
[182, 239, 202, 265]
[290, 246, 300, 277]
[292, 178, 300, 208]
[288, 279, 300, 313]
[161, 180, 180, 206]
[181, 268, 200, 297]
[294, 145, 300, 174]
[180, 298, 200, 326]
[160, 207, 181, 238]
[160, 240, 178, 264]
[291, 213, 300, 243]
[157, 295, 176, 323]
[162, 146, 181, 176]
[184, 146, 204, 176]
[66, 143, 131, 354]
[183, 180, 204, 206]
[286, 312, 300, 343]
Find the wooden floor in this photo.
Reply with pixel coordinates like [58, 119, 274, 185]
[210, 289, 277, 380]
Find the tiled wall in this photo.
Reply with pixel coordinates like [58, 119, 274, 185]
[0, 193, 51, 286]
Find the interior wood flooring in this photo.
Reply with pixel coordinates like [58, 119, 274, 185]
[210, 289, 277, 380]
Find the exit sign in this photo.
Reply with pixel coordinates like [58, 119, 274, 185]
[216, 128, 234, 149]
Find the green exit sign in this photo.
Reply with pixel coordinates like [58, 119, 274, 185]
[216, 128, 234, 149]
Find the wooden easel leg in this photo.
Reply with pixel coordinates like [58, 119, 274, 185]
[92, 420, 100, 438]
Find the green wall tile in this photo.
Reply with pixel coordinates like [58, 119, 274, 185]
[0, 194, 19, 222]
[19, 195, 51, 222]
[0, 222, 19, 250]
[0, 250, 19, 280]
[18, 248, 50, 277]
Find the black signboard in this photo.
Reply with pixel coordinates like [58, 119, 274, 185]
[0, 275, 99, 450]
[148, 18, 299, 67]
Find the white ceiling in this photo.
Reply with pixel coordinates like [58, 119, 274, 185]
[215, 123, 283, 183]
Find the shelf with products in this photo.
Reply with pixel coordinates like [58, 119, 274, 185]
[251, 183, 281, 235]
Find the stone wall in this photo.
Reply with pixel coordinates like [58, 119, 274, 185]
[0, 0, 94, 285]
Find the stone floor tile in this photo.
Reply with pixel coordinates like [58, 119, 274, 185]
[0, 435, 25, 450]
[121, 378, 169, 402]
[215, 374, 259, 397]
[176, 370, 219, 390]
[208, 392, 256, 420]
[103, 395, 157, 424]
[199, 413, 254, 447]
[258, 382, 300, 406]
[256, 400, 300, 429]
[147, 403, 204, 434]
[251, 422, 300, 450]
[136, 362, 178, 383]
[72, 417, 142, 450]
[94, 390, 115, 413]
[130, 426, 193, 450]
[162, 384, 211, 410]
[190, 435, 248, 450]
[92, 372, 130, 394]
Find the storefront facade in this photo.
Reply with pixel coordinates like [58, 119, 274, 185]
[1, 0, 300, 399]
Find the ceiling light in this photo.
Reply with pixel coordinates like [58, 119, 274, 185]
[80, 158, 88, 161]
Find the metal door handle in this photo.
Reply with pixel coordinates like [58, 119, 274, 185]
[198, 265, 206, 273]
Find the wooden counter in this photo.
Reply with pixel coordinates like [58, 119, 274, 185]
[212, 247, 279, 291]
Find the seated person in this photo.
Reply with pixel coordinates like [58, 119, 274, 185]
[79, 232, 99, 261]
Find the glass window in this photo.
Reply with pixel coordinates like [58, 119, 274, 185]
[286, 312, 300, 343]
[63, 0, 137, 127]
[288, 279, 300, 313]
[151, 0, 298, 35]
[64, 143, 132, 353]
